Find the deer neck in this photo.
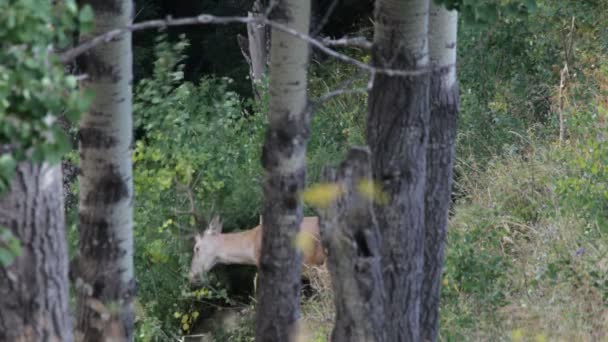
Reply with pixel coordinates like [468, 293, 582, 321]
[216, 227, 261, 266]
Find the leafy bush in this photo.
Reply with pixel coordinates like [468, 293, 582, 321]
[131, 35, 368, 339]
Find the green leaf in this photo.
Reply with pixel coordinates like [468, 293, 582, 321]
[78, 5, 94, 33]
[0, 227, 21, 266]
[78, 5, 94, 25]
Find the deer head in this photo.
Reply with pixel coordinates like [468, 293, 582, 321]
[188, 215, 223, 283]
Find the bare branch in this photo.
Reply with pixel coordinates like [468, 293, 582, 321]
[58, 13, 428, 77]
[322, 36, 373, 49]
[311, 0, 339, 37]
[171, 182, 205, 228]
[315, 87, 368, 105]
[312, 71, 370, 109]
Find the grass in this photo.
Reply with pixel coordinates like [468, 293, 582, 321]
[439, 141, 607, 341]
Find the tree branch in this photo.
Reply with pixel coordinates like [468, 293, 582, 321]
[59, 13, 429, 77]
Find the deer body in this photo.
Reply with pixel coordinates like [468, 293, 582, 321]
[189, 216, 325, 283]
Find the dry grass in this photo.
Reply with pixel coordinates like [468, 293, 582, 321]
[300, 264, 334, 341]
[445, 142, 608, 341]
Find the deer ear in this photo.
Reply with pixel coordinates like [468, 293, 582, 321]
[206, 215, 223, 235]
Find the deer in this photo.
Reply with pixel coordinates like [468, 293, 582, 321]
[188, 215, 326, 284]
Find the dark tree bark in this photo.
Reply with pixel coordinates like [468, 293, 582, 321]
[421, 6, 459, 342]
[0, 163, 73, 342]
[318, 147, 386, 342]
[366, 0, 431, 340]
[255, 0, 311, 340]
[73, 0, 136, 341]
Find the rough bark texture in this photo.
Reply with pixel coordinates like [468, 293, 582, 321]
[0, 163, 72, 342]
[318, 147, 386, 342]
[366, 0, 431, 340]
[421, 6, 459, 342]
[255, 0, 311, 340]
[73, 0, 136, 341]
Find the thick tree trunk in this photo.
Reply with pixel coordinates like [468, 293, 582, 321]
[366, 0, 431, 340]
[421, 5, 459, 342]
[319, 147, 386, 342]
[255, 0, 311, 340]
[73, 1, 136, 341]
[0, 163, 72, 342]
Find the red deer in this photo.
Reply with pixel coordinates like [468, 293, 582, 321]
[188, 215, 326, 283]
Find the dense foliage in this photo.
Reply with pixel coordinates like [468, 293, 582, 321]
[439, 0, 608, 339]
[0, 0, 91, 265]
[127, 0, 607, 339]
[129, 34, 368, 339]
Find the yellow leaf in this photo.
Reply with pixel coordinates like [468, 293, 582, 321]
[511, 329, 524, 342]
[181, 314, 189, 324]
[301, 182, 343, 208]
[357, 180, 388, 204]
[442, 278, 449, 287]
[192, 311, 199, 319]
[174, 312, 181, 319]
[534, 333, 547, 342]
[294, 232, 315, 257]
[182, 323, 190, 331]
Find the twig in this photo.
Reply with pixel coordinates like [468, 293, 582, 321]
[311, 71, 369, 109]
[171, 182, 204, 227]
[315, 87, 368, 105]
[59, 13, 428, 77]
[310, 0, 339, 37]
[322, 36, 372, 49]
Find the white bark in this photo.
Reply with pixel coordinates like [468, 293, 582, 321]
[74, 1, 135, 340]
[256, 0, 312, 340]
[422, 5, 459, 342]
[429, 5, 458, 90]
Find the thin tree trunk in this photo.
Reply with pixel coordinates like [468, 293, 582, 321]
[0, 162, 72, 342]
[421, 5, 459, 342]
[366, 0, 431, 340]
[237, 0, 268, 100]
[247, 0, 268, 93]
[255, 0, 311, 340]
[319, 147, 386, 342]
[73, 1, 136, 340]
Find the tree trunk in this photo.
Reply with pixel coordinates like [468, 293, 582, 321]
[247, 0, 268, 94]
[237, 0, 269, 100]
[366, 0, 431, 340]
[318, 147, 386, 342]
[73, 1, 136, 341]
[421, 5, 459, 342]
[0, 163, 73, 342]
[255, 0, 311, 340]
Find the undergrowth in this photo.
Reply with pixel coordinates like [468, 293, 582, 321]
[126, 1, 608, 340]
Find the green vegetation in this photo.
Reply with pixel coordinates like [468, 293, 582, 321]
[5, 0, 603, 340]
[52, 1, 604, 340]
[0, 0, 92, 265]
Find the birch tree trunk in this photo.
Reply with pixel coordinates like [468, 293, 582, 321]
[73, 1, 136, 340]
[366, 0, 431, 340]
[421, 5, 459, 342]
[0, 163, 72, 342]
[255, 0, 311, 340]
